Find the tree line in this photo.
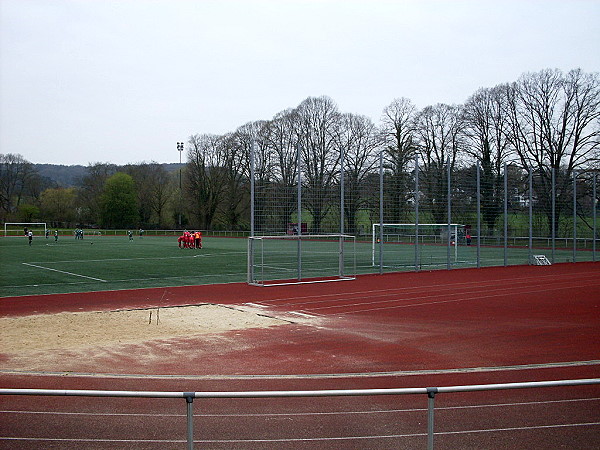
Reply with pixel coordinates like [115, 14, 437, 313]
[0, 158, 176, 229]
[1, 68, 598, 234]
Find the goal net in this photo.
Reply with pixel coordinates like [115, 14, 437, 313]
[372, 223, 466, 268]
[4, 222, 47, 237]
[248, 234, 356, 286]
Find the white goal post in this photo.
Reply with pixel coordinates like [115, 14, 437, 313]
[372, 223, 465, 266]
[248, 234, 356, 286]
[4, 222, 47, 237]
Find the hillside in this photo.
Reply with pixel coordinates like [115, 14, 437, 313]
[33, 163, 185, 187]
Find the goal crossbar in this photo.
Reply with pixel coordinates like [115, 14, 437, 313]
[4, 222, 47, 237]
[248, 234, 356, 286]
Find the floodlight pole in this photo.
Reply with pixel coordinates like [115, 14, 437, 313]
[177, 142, 184, 229]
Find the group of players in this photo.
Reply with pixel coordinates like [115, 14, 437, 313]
[178, 230, 203, 249]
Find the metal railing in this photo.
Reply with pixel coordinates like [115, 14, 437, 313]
[2, 378, 599, 449]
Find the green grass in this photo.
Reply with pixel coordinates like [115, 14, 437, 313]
[1, 233, 596, 297]
[0, 235, 249, 297]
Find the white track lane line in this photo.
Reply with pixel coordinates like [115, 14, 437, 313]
[3, 423, 599, 445]
[2, 396, 599, 417]
[336, 280, 600, 315]
[256, 270, 600, 306]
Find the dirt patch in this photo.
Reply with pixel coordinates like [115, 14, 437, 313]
[0, 304, 289, 354]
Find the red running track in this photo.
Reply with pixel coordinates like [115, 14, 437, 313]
[1, 262, 599, 448]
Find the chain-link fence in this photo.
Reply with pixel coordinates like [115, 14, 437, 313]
[250, 142, 598, 283]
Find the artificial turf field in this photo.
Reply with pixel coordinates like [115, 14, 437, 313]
[0, 235, 250, 297]
[1, 233, 597, 297]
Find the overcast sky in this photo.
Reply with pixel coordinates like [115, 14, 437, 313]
[1, 0, 599, 166]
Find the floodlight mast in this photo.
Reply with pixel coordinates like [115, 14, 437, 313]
[177, 142, 184, 228]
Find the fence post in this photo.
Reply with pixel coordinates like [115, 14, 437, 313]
[427, 387, 437, 450]
[379, 151, 384, 273]
[503, 163, 508, 266]
[552, 168, 556, 263]
[594, 173, 597, 262]
[528, 168, 533, 262]
[573, 171, 577, 263]
[340, 146, 345, 277]
[184, 393, 195, 450]
[248, 141, 256, 283]
[476, 162, 481, 268]
[297, 142, 302, 281]
[447, 157, 451, 270]
[415, 155, 420, 271]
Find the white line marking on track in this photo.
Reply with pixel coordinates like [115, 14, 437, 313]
[197, 422, 600, 442]
[3, 397, 598, 417]
[22, 263, 107, 282]
[244, 303, 268, 308]
[0, 437, 187, 443]
[336, 280, 600, 315]
[3, 423, 600, 444]
[198, 421, 600, 442]
[289, 311, 317, 318]
[11, 423, 593, 444]
[278, 275, 600, 314]
[256, 270, 600, 306]
[436, 421, 600, 437]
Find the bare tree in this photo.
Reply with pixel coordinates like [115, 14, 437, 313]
[334, 113, 380, 234]
[380, 98, 417, 222]
[123, 162, 173, 228]
[295, 96, 341, 233]
[0, 154, 39, 221]
[262, 109, 299, 232]
[462, 86, 513, 233]
[185, 134, 228, 229]
[414, 104, 464, 223]
[76, 163, 117, 225]
[504, 68, 600, 234]
[222, 122, 263, 230]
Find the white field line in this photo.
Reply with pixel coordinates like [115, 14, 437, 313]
[22, 263, 107, 282]
[3, 271, 248, 290]
[27, 251, 247, 265]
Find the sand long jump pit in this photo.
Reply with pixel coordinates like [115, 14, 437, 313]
[0, 304, 303, 374]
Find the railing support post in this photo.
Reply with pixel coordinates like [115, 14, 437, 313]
[427, 387, 437, 450]
[184, 393, 195, 450]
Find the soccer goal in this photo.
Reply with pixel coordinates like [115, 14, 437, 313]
[248, 234, 356, 286]
[4, 222, 47, 237]
[372, 223, 465, 268]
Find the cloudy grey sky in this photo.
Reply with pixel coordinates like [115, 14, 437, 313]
[1, 0, 599, 166]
